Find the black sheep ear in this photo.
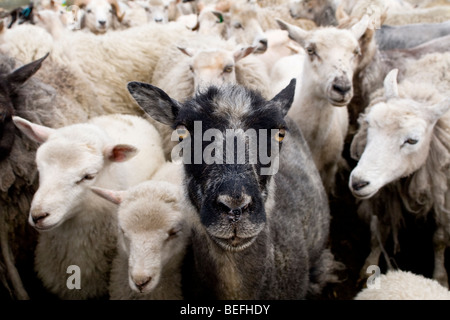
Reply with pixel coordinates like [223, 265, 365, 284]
[270, 78, 296, 117]
[127, 81, 181, 126]
[6, 52, 49, 93]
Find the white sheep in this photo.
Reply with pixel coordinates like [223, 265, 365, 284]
[277, 15, 370, 194]
[355, 270, 450, 300]
[12, 113, 166, 299]
[91, 162, 189, 300]
[74, 0, 124, 34]
[349, 55, 450, 287]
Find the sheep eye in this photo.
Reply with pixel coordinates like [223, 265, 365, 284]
[404, 138, 418, 145]
[176, 125, 189, 142]
[87, 9, 92, 13]
[223, 65, 233, 73]
[354, 47, 361, 55]
[189, 65, 194, 73]
[77, 173, 96, 184]
[167, 228, 180, 239]
[306, 46, 315, 55]
[233, 22, 242, 29]
[275, 128, 286, 142]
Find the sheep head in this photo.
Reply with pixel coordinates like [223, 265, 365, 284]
[75, 0, 124, 33]
[128, 79, 296, 252]
[13, 116, 138, 231]
[0, 53, 48, 161]
[178, 44, 255, 92]
[91, 181, 186, 294]
[277, 15, 369, 107]
[349, 69, 450, 199]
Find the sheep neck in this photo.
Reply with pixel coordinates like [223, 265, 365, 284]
[288, 72, 342, 160]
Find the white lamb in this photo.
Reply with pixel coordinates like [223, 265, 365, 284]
[355, 270, 450, 300]
[91, 162, 188, 300]
[12, 113, 166, 300]
[277, 15, 370, 194]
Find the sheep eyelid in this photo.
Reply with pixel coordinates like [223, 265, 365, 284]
[403, 138, 419, 146]
[76, 173, 96, 184]
[167, 228, 180, 240]
[223, 65, 233, 73]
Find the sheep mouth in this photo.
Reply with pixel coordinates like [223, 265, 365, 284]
[328, 97, 351, 107]
[211, 234, 257, 252]
[351, 189, 378, 200]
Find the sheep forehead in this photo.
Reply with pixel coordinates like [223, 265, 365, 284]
[37, 125, 105, 168]
[119, 199, 180, 234]
[87, 0, 111, 10]
[193, 51, 234, 70]
[367, 101, 428, 132]
[308, 28, 358, 52]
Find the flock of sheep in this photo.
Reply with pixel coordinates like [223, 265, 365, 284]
[0, 0, 449, 300]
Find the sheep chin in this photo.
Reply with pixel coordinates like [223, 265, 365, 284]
[210, 235, 257, 252]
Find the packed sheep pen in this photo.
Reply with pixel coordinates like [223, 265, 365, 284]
[0, 0, 449, 301]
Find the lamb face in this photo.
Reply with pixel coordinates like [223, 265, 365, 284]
[12, 118, 137, 231]
[83, 0, 116, 33]
[127, 79, 296, 253]
[278, 15, 369, 106]
[227, 2, 268, 53]
[349, 98, 450, 199]
[178, 46, 255, 93]
[120, 186, 185, 293]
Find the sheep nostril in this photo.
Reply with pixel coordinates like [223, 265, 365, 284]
[134, 277, 152, 292]
[352, 180, 370, 191]
[32, 213, 49, 224]
[332, 84, 351, 95]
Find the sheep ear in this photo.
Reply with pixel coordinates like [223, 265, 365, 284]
[6, 53, 49, 93]
[233, 45, 256, 62]
[276, 19, 308, 47]
[12, 116, 54, 143]
[212, 10, 224, 23]
[104, 144, 138, 162]
[384, 69, 399, 100]
[127, 81, 181, 126]
[429, 98, 450, 122]
[90, 186, 125, 205]
[350, 124, 368, 161]
[270, 78, 296, 117]
[177, 46, 195, 57]
[351, 14, 370, 40]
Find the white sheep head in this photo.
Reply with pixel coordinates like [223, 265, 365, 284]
[178, 44, 255, 92]
[12, 116, 137, 231]
[349, 69, 450, 199]
[277, 15, 370, 107]
[75, 0, 124, 34]
[91, 181, 186, 294]
[224, 2, 268, 53]
[136, 0, 170, 24]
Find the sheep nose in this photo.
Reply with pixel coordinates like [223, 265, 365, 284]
[133, 276, 152, 292]
[31, 213, 49, 225]
[217, 194, 252, 223]
[154, 18, 163, 23]
[332, 83, 351, 95]
[351, 179, 370, 191]
[98, 20, 106, 26]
